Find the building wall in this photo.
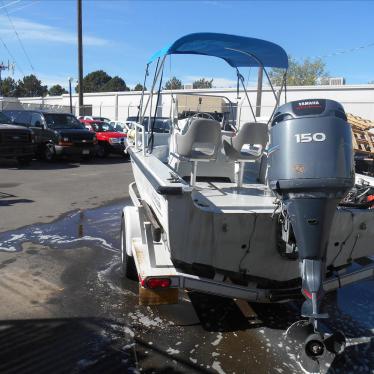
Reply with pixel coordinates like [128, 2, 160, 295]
[15, 84, 374, 121]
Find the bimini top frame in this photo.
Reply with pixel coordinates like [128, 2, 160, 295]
[137, 33, 289, 154]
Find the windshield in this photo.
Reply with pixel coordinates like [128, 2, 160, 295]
[93, 116, 110, 122]
[92, 122, 116, 132]
[0, 112, 12, 124]
[44, 114, 84, 129]
[126, 116, 139, 122]
[138, 118, 171, 133]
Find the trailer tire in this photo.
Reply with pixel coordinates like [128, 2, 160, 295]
[121, 214, 138, 280]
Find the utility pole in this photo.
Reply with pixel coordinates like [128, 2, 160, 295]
[255, 67, 263, 118]
[77, 0, 84, 115]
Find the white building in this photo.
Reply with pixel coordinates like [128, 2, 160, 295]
[2, 83, 374, 121]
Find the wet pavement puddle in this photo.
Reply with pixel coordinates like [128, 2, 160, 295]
[0, 200, 127, 253]
[0, 201, 373, 373]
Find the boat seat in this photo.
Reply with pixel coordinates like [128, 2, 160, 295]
[223, 122, 268, 187]
[175, 118, 221, 186]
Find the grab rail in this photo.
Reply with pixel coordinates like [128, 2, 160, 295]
[134, 121, 146, 155]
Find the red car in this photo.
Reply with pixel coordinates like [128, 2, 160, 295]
[80, 119, 127, 158]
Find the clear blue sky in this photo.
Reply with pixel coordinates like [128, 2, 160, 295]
[0, 0, 373, 89]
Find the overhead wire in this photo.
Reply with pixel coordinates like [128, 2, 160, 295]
[2, 0, 35, 71]
[297, 41, 374, 61]
[0, 0, 20, 11]
[5, 0, 41, 15]
[0, 36, 24, 75]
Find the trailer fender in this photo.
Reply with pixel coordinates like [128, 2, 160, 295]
[122, 206, 142, 257]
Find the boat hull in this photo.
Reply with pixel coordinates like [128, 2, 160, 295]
[131, 151, 374, 283]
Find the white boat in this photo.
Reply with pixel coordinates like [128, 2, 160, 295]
[121, 33, 374, 371]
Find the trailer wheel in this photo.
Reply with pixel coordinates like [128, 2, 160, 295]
[121, 215, 138, 280]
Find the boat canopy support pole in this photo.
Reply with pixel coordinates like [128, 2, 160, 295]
[138, 65, 149, 121]
[236, 68, 257, 123]
[139, 56, 166, 154]
[226, 48, 287, 122]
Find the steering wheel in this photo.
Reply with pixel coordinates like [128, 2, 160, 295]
[186, 112, 216, 128]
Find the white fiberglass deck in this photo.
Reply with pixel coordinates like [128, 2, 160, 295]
[191, 182, 276, 214]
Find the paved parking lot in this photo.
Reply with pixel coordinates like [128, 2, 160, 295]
[0, 157, 133, 232]
[0, 156, 373, 373]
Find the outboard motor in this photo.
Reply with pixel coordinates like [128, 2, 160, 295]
[268, 99, 354, 362]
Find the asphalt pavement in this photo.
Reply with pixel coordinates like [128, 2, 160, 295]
[0, 156, 373, 374]
[0, 156, 133, 232]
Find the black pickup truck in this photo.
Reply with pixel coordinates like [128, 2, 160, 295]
[3, 110, 97, 161]
[0, 112, 35, 165]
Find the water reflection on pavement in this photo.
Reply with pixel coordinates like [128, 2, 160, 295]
[0, 201, 372, 374]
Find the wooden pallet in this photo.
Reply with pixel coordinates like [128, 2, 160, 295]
[347, 113, 374, 155]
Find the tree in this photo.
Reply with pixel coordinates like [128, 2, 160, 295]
[164, 76, 182, 90]
[48, 84, 68, 96]
[75, 70, 111, 93]
[75, 70, 130, 93]
[101, 76, 129, 92]
[17, 74, 48, 97]
[192, 78, 213, 89]
[269, 57, 329, 86]
[0, 77, 18, 97]
[133, 83, 146, 91]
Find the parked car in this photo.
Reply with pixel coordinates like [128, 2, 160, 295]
[80, 119, 127, 158]
[110, 121, 129, 133]
[125, 116, 171, 149]
[3, 110, 97, 161]
[0, 112, 35, 165]
[78, 116, 111, 122]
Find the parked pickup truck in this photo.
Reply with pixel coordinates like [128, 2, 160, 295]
[80, 119, 127, 158]
[0, 112, 35, 165]
[3, 110, 97, 161]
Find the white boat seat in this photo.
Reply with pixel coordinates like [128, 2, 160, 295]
[175, 119, 221, 159]
[223, 122, 268, 161]
[175, 119, 221, 186]
[222, 122, 269, 187]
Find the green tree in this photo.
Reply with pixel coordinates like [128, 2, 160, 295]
[48, 84, 68, 96]
[101, 76, 129, 92]
[192, 78, 213, 89]
[75, 70, 111, 93]
[164, 76, 182, 90]
[133, 83, 146, 91]
[0, 77, 18, 97]
[75, 70, 130, 93]
[269, 57, 329, 86]
[17, 74, 48, 97]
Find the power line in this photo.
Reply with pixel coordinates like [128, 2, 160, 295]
[298, 42, 374, 61]
[0, 0, 20, 11]
[2, 0, 35, 71]
[0, 35, 24, 75]
[6, 0, 41, 15]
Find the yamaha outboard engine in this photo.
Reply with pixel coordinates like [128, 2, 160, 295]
[268, 99, 354, 366]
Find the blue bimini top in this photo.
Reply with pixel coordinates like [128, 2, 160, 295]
[148, 32, 288, 69]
